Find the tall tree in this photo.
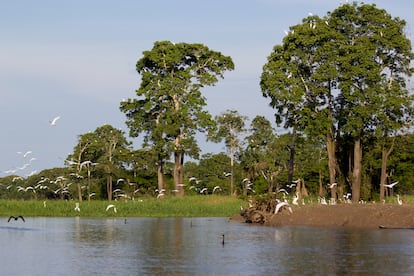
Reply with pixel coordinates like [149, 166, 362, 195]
[330, 3, 413, 202]
[68, 125, 131, 201]
[120, 41, 234, 196]
[208, 110, 247, 195]
[261, 12, 341, 201]
[261, 3, 413, 203]
[240, 116, 280, 194]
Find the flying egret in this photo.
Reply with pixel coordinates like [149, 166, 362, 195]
[287, 183, 296, 189]
[328, 182, 337, 189]
[213, 186, 221, 193]
[106, 204, 117, 213]
[49, 116, 61, 126]
[384, 181, 398, 188]
[277, 189, 289, 195]
[274, 202, 293, 214]
[8, 215, 25, 222]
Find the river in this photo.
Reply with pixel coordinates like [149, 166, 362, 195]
[1, 217, 413, 275]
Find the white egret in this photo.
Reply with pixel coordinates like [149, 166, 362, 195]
[224, 172, 232, 177]
[384, 181, 398, 188]
[213, 186, 221, 193]
[200, 188, 208, 194]
[292, 192, 299, 205]
[106, 204, 117, 213]
[277, 189, 289, 195]
[397, 194, 403, 205]
[74, 202, 80, 212]
[328, 182, 337, 189]
[49, 116, 61, 126]
[274, 202, 293, 214]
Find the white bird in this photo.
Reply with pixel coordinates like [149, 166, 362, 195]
[200, 188, 208, 194]
[189, 177, 197, 182]
[213, 186, 221, 193]
[49, 116, 61, 126]
[116, 178, 125, 184]
[74, 202, 80, 212]
[287, 183, 296, 189]
[397, 195, 403, 205]
[292, 192, 299, 205]
[328, 182, 337, 189]
[80, 160, 92, 170]
[274, 202, 293, 214]
[384, 181, 398, 189]
[277, 189, 289, 195]
[224, 172, 232, 177]
[106, 204, 117, 213]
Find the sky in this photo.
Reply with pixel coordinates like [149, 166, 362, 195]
[1, 0, 413, 177]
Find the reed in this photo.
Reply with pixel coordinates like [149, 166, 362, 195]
[0, 195, 245, 218]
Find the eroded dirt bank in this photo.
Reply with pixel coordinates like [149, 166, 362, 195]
[231, 204, 414, 229]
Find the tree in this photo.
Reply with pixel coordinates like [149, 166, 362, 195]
[67, 125, 131, 200]
[208, 110, 247, 195]
[240, 116, 279, 194]
[261, 11, 342, 201]
[261, 3, 413, 203]
[120, 41, 234, 196]
[330, 3, 413, 202]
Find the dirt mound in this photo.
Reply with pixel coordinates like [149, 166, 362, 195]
[232, 204, 414, 229]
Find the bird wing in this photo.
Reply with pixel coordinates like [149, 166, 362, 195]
[7, 216, 14, 222]
[18, 215, 25, 222]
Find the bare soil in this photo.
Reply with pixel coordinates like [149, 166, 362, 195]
[231, 204, 414, 229]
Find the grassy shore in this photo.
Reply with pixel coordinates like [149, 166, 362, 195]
[0, 195, 245, 217]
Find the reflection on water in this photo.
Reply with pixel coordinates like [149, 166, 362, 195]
[1, 217, 414, 275]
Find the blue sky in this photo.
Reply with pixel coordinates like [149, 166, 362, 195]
[1, 0, 413, 177]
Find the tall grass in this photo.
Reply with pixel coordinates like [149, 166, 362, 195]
[0, 195, 245, 217]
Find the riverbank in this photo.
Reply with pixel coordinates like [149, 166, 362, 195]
[231, 203, 414, 229]
[0, 196, 244, 217]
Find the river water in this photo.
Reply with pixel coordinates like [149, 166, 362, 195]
[1, 217, 414, 275]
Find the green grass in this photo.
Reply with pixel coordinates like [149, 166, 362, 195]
[0, 195, 245, 217]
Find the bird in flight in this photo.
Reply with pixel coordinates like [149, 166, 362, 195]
[384, 181, 398, 188]
[8, 215, 25, 222]
[49, 116, 61, 126]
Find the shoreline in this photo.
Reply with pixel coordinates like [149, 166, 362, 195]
[232, 203, 414, 229]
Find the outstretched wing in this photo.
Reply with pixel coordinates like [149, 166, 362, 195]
[7, 216, 14, 222]
[18, 215, 25, 222]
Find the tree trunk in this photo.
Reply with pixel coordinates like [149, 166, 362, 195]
[327, 129, 337, 203]
[288, 129, 296, 186]
[87, 168, 91, 201]
[77, 181, 82, 202]
[173, 151, 185, 196]
[229, 132, 235, 196]
[351, 137, 362, 203]
[107, 174, 113, 201]
[379, 137, 395, 202]
[157, 154, 164, 192]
